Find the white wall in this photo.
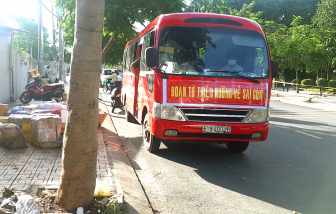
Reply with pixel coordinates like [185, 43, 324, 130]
[0, 34, 30, 103]
[13, 50, 29, 100]
[29, 57, 38, 71]
[0, 34, 11, 103]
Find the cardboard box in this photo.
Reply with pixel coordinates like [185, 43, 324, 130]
[22, 116, 33, 142]
[28, 69, 38, 78]
[31, 114, 62, 149]
[0, 104, 9, 116]
[63, 93, 68, 101]
[0, 116, 8, 124]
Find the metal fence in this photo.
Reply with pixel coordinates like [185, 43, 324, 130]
[272, 80, 336, 96]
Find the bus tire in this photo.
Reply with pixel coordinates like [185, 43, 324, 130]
[226, 141, 249, 153]
[125, 106, 133, 122]
[143, 114, 160, 152]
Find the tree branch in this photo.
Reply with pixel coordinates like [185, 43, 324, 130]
[101, 35, 116, 61]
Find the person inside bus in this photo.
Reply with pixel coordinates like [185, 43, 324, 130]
[221, 54, 243, 72]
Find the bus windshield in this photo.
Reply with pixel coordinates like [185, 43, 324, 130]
[158, 27, 269, 78]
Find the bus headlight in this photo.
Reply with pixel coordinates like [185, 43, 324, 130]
[153, 102, 186, 121]
[244, 108, 270, 123]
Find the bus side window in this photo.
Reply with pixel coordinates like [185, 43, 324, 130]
[141, 33, 151, 71]
[150, 31, 155, 47]
[125, 47, 132, 72]
[140, 40, 147, 71]
[123, 51, 127, 72]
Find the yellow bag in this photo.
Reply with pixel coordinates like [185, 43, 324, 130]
[94, 179, 110, 197]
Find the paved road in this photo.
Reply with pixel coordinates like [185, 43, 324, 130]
[101, 91, 336, 214]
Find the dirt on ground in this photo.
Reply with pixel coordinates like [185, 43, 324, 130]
[34, 187, 118, 214]
[0, 187, 119, 214]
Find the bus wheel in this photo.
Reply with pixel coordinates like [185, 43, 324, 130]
[143, 114, 161, 152]
[125, 106, 133, 122]
[226, 141, 249, 153]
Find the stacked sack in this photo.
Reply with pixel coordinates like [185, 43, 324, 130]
[0, 101, 66, 149]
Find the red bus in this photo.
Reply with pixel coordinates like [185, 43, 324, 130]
[121, 13, 278, 153]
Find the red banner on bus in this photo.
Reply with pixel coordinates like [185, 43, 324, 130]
[166, 78, 267, 106]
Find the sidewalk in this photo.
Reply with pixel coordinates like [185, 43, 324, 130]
[271, 87, 336, 112]
[0, 95, 151, 213]
[0, 100, 118, 196]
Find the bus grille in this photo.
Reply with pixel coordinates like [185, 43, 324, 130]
[179, 108, 251, 123]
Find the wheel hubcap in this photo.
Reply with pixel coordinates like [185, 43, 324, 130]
[23, 94, 30, 101]
[143, 122, 150, 143]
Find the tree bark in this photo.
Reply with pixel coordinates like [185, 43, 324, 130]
[296, 70, 299, 93]
[55, 0, 105, 211]
[101, 35, 115, 61]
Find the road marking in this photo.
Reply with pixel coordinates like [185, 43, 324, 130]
[295, 131, 323, 139]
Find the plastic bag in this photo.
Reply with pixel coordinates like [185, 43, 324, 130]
[0, 196, 16, 213]
[9, 106, 23, 114]
[31, 109, 61, 117]
[94, 179, 110, 197]
[15, 195, 40, 214]
[12, 111, 31, 115]
[37, 103, 61, 110]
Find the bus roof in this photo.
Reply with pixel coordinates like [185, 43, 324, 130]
[125, 13, 264, 49]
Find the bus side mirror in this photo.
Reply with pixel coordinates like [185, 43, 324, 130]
[271, 60, 278, 78]
[145, 47, 159, 68]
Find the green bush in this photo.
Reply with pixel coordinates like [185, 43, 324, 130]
[301, 79, 315, 86]
[291, 79, 300, 84]
[328, 78, 336, 88]
[317, 78, 329, 87]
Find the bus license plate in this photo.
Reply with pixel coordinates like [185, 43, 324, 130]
[202, 125, 231, 134]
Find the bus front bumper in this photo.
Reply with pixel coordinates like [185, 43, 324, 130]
[151, 117, 269, 142]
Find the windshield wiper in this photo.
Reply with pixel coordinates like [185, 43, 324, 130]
[208, 70, 260, 83]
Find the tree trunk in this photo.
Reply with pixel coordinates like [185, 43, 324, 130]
[327, 68, 329, 80]
[55, 0, 105, 211]
[296, 70, 299, 93]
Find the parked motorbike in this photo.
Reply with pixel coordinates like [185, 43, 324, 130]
[111, 81, 123, 113]
[20, 76, 64, 104]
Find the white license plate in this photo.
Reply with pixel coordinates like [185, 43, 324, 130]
[202, 125, 231, 134]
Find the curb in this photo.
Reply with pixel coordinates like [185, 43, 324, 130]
[98, 103, 124, 205]
[98, 91, 153, 214]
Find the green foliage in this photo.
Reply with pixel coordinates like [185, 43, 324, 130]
[2, 187, 15, 198]
[226, 0, 320, 26]
[56, 0, 185, 66]
[12, 17, 53, 61]
[312, 0, 336, 71]
[301, 78, 315, 86]
[328, 78, 336, 88]
[291, 79, 300, 84]
[185, 0, 230, 14]
[99, 199, 123, 214]
[317, 78, 329, 87]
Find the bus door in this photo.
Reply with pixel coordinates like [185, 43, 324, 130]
[130, 42, 142, 119]
[130, 31, 155, 121]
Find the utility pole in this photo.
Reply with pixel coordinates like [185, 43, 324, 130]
[51, 0, 56, 61]
[58, 25, 64, 82]
[38, 0, 44, 75]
